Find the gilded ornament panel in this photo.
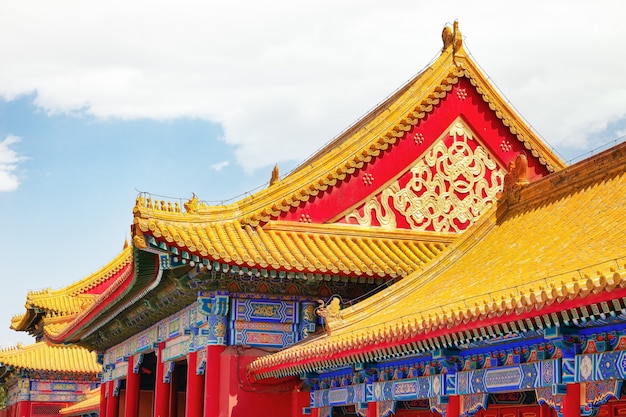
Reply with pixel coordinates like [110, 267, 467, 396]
[345, 120, 504, 232]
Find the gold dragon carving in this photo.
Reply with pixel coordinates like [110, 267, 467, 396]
[345, 121, 505, 232]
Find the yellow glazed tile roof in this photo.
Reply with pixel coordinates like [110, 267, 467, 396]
[0, 341, 101, 374]
[60, 388, 100, 416]
[132, 22, 564, 246]
[10, 245, 133, 334]
[134, 219, 452, 278]
[249, 141, 626, 378]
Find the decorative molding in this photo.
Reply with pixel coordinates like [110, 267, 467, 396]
[457, 360, 560, 394]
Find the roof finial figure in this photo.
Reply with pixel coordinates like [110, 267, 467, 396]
[441, 20, 462, 54]
[442, 23, 454, 51]
[269, 164, 280, 187]
[184, 193, 199, 214]
[500, 153, 530, 204]
[316, 296, 344, 335]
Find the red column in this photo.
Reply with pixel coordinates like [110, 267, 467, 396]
[446, 395, 460, 417]
[106, 381, 120, 417]
[539, 402, 552, 417]
[310, 408, 319, 417]
[154, 342, 170, 417]
[366, 402, 376, 417]
[203, 345, 225, 417]
[562, 383, 581, 417]
[125, 355, 141, 417]
[17, 401, 31, 417]
[169, 365, 178, 417]
[185, 351, 204, 417]
[100, 381, 108, 417]
[291, 388, 310, 417]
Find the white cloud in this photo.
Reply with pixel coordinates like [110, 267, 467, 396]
[0, 135, 26, 192]
[210, 160, 230, 172]
[1, 1, 626, 170]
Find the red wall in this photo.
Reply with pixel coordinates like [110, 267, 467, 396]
[219, 347, 304, 417]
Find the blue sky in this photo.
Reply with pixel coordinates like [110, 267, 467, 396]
[1, 1, 626, 347]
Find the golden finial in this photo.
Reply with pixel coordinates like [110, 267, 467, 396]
[442, 24, 454, 51]
[184, 193, 199, 214]
[441, 20, 462, 54]
[316, 296, 344, 335]
[269, 164, 280, 187]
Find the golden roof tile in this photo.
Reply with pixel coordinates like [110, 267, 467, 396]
[249, 141, 626, 378]
[59, 388, 100, 416]
[134, 218, 452, 278]
[0, 341, 101, 374]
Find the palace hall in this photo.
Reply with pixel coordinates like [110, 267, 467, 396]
[1, 21, 625, 417]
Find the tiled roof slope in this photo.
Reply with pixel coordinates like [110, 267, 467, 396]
[10, 245, 133, 336]
[134, 220, 452, 278]
[0, 342, 101, 375]
[249, 141, 626, 378]
[60, 388, 100, 416]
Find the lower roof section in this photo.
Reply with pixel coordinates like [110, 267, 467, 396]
[249, 140, 626, 379]
[0, 341, 101, 377]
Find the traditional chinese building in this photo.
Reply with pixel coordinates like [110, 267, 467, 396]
[249, 137, 626, 417]
[0, 343, 100, 417]
[10, 21, 618, 417]
[0, 245, 127, 417]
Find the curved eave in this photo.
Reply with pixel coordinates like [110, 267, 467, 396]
[10, 310, 41, 334]
[10, 246, 133, 334]
[132, 35, 563, 229]
[60, 389, 100, 416]
[249, 142, 626, 379]
[45, 248, 145, 345]
[46, 248, 161, 349]
[133, 219, 455, 279]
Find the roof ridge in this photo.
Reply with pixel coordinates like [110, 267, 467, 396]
[132, 23, 563, 231]
[26, 244, 133, 299]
